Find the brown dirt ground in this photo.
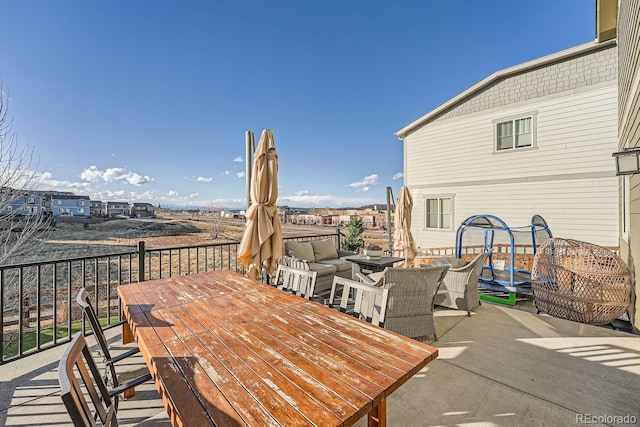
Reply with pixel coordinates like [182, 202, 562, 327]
[7, 214, 389, 264]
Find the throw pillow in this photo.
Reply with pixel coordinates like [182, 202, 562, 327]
[311, 239, 339, 261]
[286, 242, 316, 262]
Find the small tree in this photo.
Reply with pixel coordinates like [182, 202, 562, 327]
[342, 215, 365, 252]
[0, 83, 49, 265]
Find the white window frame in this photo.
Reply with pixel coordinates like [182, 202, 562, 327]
[424, 195, 454, 230]
[493, 112, 538, 153]
[27, 197, 35, 204]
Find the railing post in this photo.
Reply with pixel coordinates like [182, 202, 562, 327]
[138, 241, 145, 282]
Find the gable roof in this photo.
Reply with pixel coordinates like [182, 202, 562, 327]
[395, 39, 616, 139]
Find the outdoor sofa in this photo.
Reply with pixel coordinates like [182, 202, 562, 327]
[280, 239, 355, 296]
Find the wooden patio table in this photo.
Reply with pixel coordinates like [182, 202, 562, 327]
[117, 270, 438, 426]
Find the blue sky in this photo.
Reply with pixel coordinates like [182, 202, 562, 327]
[0, 1, 595, 209]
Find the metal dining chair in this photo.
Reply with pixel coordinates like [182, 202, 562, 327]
[76, 288, 152, 407]
[58, 332, 170, 426]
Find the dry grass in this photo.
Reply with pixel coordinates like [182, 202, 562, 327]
[5, 213, 389, 265]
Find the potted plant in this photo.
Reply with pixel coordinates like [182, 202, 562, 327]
[363, 244, 384, 259]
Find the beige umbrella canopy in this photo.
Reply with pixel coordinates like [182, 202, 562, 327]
[237, 129, 284, 280]
[393, 186, 417, 268]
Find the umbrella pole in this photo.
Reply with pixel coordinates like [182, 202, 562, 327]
[245, 131, 255, 211]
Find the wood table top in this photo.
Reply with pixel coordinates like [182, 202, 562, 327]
[117, 270, 438, 426]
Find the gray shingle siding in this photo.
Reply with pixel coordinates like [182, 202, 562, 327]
[433, 44, 617, 123]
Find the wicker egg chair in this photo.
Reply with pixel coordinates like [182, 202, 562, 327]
[531, 238, 631, 326]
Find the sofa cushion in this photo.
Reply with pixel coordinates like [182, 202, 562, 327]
[286, 241, 315, 262]
[308, 262, 337, 276]
[310, 239, 339, 261]
[317, 259, 351, 272]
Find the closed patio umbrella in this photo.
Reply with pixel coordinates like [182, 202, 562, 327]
[393, 186, 417, 267]
[237, 129, 284, 280]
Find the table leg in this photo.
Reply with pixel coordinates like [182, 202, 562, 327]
[121, 314, 137, 399]
[368, 396, 386, 427]
[122, 318, 133, 345]
[350, 262, 359, 280]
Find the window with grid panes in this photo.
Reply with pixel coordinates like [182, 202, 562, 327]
[425, 197, 452, 230]
[496, 116, 533, 151]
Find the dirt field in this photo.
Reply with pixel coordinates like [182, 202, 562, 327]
[6, 214, 389, 265]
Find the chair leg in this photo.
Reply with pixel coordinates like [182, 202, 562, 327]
[123, 388, 135, 399]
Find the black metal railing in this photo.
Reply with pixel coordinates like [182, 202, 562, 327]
[0, 230, 343, 364]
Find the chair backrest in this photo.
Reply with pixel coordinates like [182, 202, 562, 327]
[280, 255, 312, 271]
[467, 250, 492, 284]
[58, 332, 118, 427]
[382, 266, 450, 317]
[273, 265, 318, 299]
[77, 288, 113, 361]
[329, 277, 389, 326]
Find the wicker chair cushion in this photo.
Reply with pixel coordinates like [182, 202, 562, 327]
[316, 258, 351, 272]
[307, 262, 337, 276]
[430, 257, 468, 268]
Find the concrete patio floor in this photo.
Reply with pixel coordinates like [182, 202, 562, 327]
[1, 299, 639, 426]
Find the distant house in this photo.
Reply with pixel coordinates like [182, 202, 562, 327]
[89, 200, 103, 217]
[395, 39, 618, 249]
[129, 202, 155, 218]
[105, 202, 129, 217]
[51, 195, 90, 217]
[0, 189, 44, 217]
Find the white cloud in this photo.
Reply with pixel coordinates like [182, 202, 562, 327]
[167, 190, 179, 196]
[221, 170, 230, 176]
[348, 174, 378, 192]
[393, 172, 403, 180]
[79, 166, 153, 186]
[91, 190, 154, 202]
[197, 176, 213, 183]
[79, 166, 103, 182]
[31, 171, 91, 192]
[233, 156, 243, 163]
[189, 192, 199, 199]
[279, 192, 380, 208]
[236, 171, 245, 178]
[95, 190, 127, 199]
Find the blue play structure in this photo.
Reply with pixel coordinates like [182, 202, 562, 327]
[455, 214, 553, 305]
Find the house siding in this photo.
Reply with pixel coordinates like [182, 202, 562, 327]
[412, 177, 618, 248]
[51, 197, 90, 217]
[617, 0, 640, 331]
[403, 44, 618, 250]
